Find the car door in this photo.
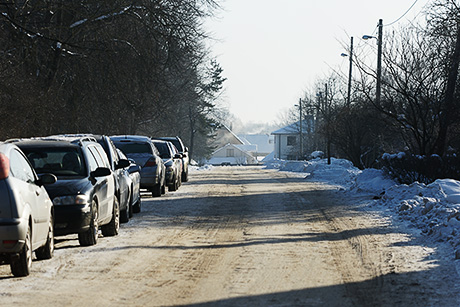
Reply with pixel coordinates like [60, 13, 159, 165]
[9, 148, 51, 247]
[87, 145, 111, 220]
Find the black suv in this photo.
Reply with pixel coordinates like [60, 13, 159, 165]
[153, 136, 189, 182]
[14, 136, 119, 246]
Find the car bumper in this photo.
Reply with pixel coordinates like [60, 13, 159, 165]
[0, 218, 27, 254]
[140, 172, 160, 189]
[54, 204, 92, 236]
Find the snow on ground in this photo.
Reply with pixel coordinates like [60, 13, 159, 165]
[264, 157, 460, 260]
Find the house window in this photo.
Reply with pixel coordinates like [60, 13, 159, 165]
[226, 148, 234, 157]
[287, 136, 297, 146]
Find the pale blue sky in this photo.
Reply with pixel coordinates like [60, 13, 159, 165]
[205, 0, 428, 125]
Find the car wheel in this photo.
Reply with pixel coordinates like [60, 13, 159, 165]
[120, 194, 130, 223]
[35, 216, 54, 260]
[152, 184, 162, 197]
[181, 169, 188, 182]
[101, 196, 120, 237]
[128, 192, 134, 218]
[133, 191, 141, 213]
[10, 225, 32, 277]
[169, 175, 177, 192]
[78, 200, 98, 246]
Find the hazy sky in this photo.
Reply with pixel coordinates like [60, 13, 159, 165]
[205, 0, 428, 126]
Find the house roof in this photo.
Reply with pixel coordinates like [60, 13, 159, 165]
[238, 134, 274, 154]
[212, 143, 254, 158]
[271, 121, 300, 135]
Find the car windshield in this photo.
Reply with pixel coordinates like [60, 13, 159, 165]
[113, 142, 151, 154]
[24, 147, 86, 177]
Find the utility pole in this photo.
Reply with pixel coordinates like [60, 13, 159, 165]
[299, 98, 303, 160]
[325, 83, 331, 165]
[376, 19, 383, 106]
[347, 37, 353, 106]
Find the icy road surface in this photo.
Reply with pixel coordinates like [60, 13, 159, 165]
[0, 166, 459, 306]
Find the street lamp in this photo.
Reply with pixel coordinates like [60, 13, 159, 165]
[363, 19, 383, 106]
[340, 36, 353, 106]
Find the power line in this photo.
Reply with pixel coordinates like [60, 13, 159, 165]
[384, 0, 422, 27]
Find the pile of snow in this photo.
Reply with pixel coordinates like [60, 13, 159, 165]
[264, 157, 460, 256]
[190, 164, 214, 172]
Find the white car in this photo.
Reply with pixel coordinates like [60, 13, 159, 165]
[0, 143, 56, 277]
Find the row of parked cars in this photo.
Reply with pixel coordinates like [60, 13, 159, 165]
[0, 134, 189, 277]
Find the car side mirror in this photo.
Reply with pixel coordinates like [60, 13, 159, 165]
[91, 167, 111, 178]
[174, 153, 183, 159]
[37, 173, 57, 186]
[115, 159, 130, 170]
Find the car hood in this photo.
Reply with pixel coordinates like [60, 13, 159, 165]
[44, 177, 91, 198]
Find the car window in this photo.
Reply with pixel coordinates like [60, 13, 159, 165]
[10, 149, 36, 183]
[88, 146, 106, 168]
[24, 147, 86, 176]
[153, 142, 171, 158]
[85, 148, 98, 172]
[113, 142, 152, 154]
[109, 140, 119, 163]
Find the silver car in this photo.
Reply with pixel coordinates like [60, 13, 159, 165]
[111, 135, 165, 197]
[0, 142, 56, 277]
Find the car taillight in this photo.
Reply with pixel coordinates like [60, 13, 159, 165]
[144, 158, 157, 167]
[2, 240, 17, 248]
[0, 153, 10, 180]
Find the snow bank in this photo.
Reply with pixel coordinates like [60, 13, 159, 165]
[263, 158, 460, 256]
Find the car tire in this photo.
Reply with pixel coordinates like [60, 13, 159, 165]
[128, 192, 134, 218]
[169, 176, 177, 192]
[10, 225, 32, 277]
[133, 190, 141, 213]
[78, 200, 98, 246]
[101, 197, 120, 237]
[120, 194, 130, 223]
[35, 217, 54, 260]
[181, 169, 188, 182]
[152, 184, 162, 197]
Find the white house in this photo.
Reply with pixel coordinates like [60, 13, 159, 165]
[205, 143, 258, 165]
[238, 134, 274, 159]
[271, 121, 303, 160]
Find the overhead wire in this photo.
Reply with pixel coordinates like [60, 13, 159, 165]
[384, 0, 422, 27]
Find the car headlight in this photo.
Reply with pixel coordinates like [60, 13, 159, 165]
[53, 195, 89, 206]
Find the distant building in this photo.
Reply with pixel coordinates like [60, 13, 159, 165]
[205, 143, 258, 165]
[203, 124, 258, 165]
[238, 134, 274, 159]
[271, 121, 307, 160]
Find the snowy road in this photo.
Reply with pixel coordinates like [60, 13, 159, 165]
[0, 166, 459, 306]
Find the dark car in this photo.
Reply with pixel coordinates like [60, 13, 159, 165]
[110, 135, 165, 197]
[152, 140, 182, 192]
[14, 136, 119, 246]
[0, 142, 56, 277]
[117, 149, 141, 213]
[153, 136, 189, 182]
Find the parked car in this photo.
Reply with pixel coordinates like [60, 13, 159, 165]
[0, 142, 56, 277]
[13, 136, 119, 247]
[152, 140, 182, 192]
[82, 135, 131, 223]
[153, 136, 189, 182]
[117, 149, 141, 213]
[48, 134, 132, 223]
[110, 135, 165, 197]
